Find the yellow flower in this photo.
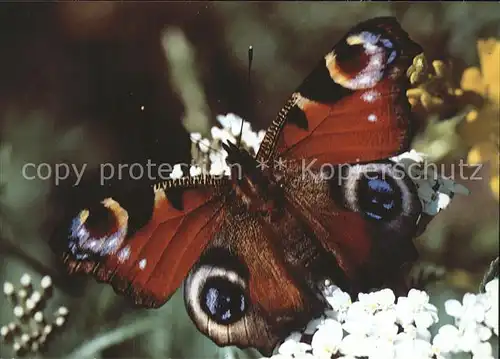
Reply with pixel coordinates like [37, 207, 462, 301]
[406, 54, 464, 117]
[491, 173, 499, 199]
[406, 54, 473, 161]
[459, 38, 500, 200]
[461, 38, 500, 106]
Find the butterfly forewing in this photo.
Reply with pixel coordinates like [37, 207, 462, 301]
[257, 16, 422, 166]
[62, 175, 230, 307]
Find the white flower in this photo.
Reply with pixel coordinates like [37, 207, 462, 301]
[432, 324, 460, 353]
[433, 320, 493, 357]
[471, 341, 494, 359]
[476, 323, 493, 341]
[238, 120, 251, 140]
[438, 289, 499, 357]
[341, 335, 396, 359]
[484, 278, 499, 335]
[189, 113, 266, 176]
[485, 278, 498, 297]
[394, 337, 433, 359]
[216, 113, 253, 141]
[436, 193, 451, 211]
[342, 290, 397, 341]
[367, 337, 396, 359]
[358, 288, 396, 313]
[278, 332, 311, 357]
[259, 281, 499, 359]
[242, 130, 260, 154]
[343, 301, 374, 336]
[207, 149, 230, 176]
[390, 149, 427, 164]
[390, 149, 469, 216]
[324, 286, 352, 322]
[445, 293, 487, 330]
[371, 310, 399, 340]
[210, 125, 236, 144]
[169, 164, 183, 179]
[485, 303, 499, 336]
[310, 319, 343, 358]
[189, 165, 202, 177]
[216, 113, 243, 134]
[209, 160, 226, 176]
[215, 113, 264, 153]
[444, 299, 463, 318]
[339, 333, 371, 357]
[396, 289, 439, 330]
[303, 317, 325, 335]
[400, 324, 432, 342]
[198, 138, 211, 153]
[257, 129, 266, 146]
[190, 132, 202, 142]
[457, 324, 494, 354]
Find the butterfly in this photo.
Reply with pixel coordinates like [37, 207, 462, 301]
[56, 17, 424, 355]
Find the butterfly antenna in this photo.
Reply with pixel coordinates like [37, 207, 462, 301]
[236, 45, 253, 149]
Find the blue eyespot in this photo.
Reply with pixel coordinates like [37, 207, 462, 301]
[67, 199, 128, 259]
[381, 38, 394, 49]
[387, 50, 397, 64]
[358, 174, 402, 221]
[201, 277, 248, 325]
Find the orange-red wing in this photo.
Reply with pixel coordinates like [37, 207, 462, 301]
[183, 204, 325, 356]
[257, 17, 422, 166]
[63, 176, 229, 308]
[281, 160, 422, 292]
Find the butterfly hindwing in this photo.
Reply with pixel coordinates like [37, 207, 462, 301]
[278, 159, 422, 292]
[183, 194, 330, 355]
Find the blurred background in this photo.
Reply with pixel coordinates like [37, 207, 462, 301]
[0, 2, 498, 358]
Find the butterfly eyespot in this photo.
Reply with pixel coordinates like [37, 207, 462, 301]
[200, 277, 248, 325]
[68, 198, 129, 260]
[184, 252, 250, 329]
[357, 173, 402, 221]
[334, 163, 420, 229]
[325, 31, 398, 90]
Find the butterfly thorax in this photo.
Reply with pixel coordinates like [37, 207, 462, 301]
[223, 142, 283, 217]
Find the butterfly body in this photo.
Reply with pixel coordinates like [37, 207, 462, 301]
[222, 141, 283, 217]
[56, 17, 426, 355]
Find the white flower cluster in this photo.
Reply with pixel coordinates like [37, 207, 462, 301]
[179, 113, 265, 178]
[263, 278, 498, 359]
[436, 278, 499, 358]
[1, 274, 69, 356]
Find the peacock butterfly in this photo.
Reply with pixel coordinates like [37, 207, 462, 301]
[56, 17, 425, 355]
